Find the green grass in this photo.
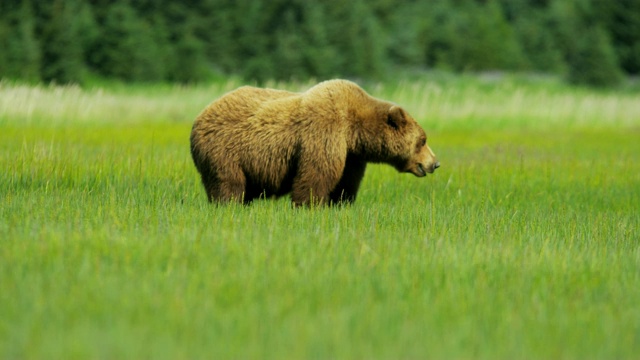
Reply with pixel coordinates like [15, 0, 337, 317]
[1, 78, 639, 359]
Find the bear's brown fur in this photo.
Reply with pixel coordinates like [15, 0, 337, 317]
[190, 79, 439, 206]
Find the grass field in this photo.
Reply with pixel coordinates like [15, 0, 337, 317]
[1, 76, 639, 359]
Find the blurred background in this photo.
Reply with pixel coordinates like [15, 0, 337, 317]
[0, 0, 638, 87]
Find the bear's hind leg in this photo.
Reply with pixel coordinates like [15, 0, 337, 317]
[199, 165, 247, 204]
[202, 178, 218, 203]
[216, 167, 248, 203]
[196, 167, 219, 203]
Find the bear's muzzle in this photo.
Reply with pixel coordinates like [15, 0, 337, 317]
[413, 162, 438, 177]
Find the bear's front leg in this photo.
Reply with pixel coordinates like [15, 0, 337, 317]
[291, 153, 346, 207]
[329, 155, 367, 204]
[291, 175, 335, 206]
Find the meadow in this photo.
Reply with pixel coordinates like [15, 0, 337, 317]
[1, 75, 639, 359]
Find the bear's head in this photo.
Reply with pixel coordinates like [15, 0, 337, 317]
[383, 106, 439, 177]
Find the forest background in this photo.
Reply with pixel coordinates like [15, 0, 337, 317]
[1, 0, 639, 87]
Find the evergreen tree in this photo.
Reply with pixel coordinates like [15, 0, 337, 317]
[200, 0, 238, 76]
[323, 0, 387, 78]
[94, 1, 166, 81]
[0, 1, 41, 82]
[299, 2, 339, 79]
[0, 0, 635, 85]
[510, 4, 566, 73]
[40, 0, 88, 83]
[269, 2, 339, 80]
[549, 0, 623, 86]
[273, 9, 306, 80]
[171, 25, 211, 83]
[596, 0, 640, 74]
[234, 1, 274, 81]
[386, 2, 430, 67]
[434, 0, 525, 71]
[152, 1, 211, 82]
[568, 25, 623, 86]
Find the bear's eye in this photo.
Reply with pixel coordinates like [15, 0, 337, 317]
[419, 138, 426, 147]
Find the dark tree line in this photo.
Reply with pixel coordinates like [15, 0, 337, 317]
[1, 0, 638, 86]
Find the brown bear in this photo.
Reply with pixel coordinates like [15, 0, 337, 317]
[190, 79, 439, 206]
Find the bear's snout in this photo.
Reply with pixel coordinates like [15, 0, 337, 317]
[410, 143, 439, 177]
[413, 160, 439, 177]
[425, 161, 439, 173]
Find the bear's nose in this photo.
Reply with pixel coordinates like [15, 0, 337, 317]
[433, 161, 440, 170]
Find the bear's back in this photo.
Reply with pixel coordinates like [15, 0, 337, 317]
[204, 87, 295, 123]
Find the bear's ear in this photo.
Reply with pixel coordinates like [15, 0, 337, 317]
[387, 106, 407, 130]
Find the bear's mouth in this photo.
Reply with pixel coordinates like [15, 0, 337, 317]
[414, 163, 428, 177]
[412, 162, 440, 177]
